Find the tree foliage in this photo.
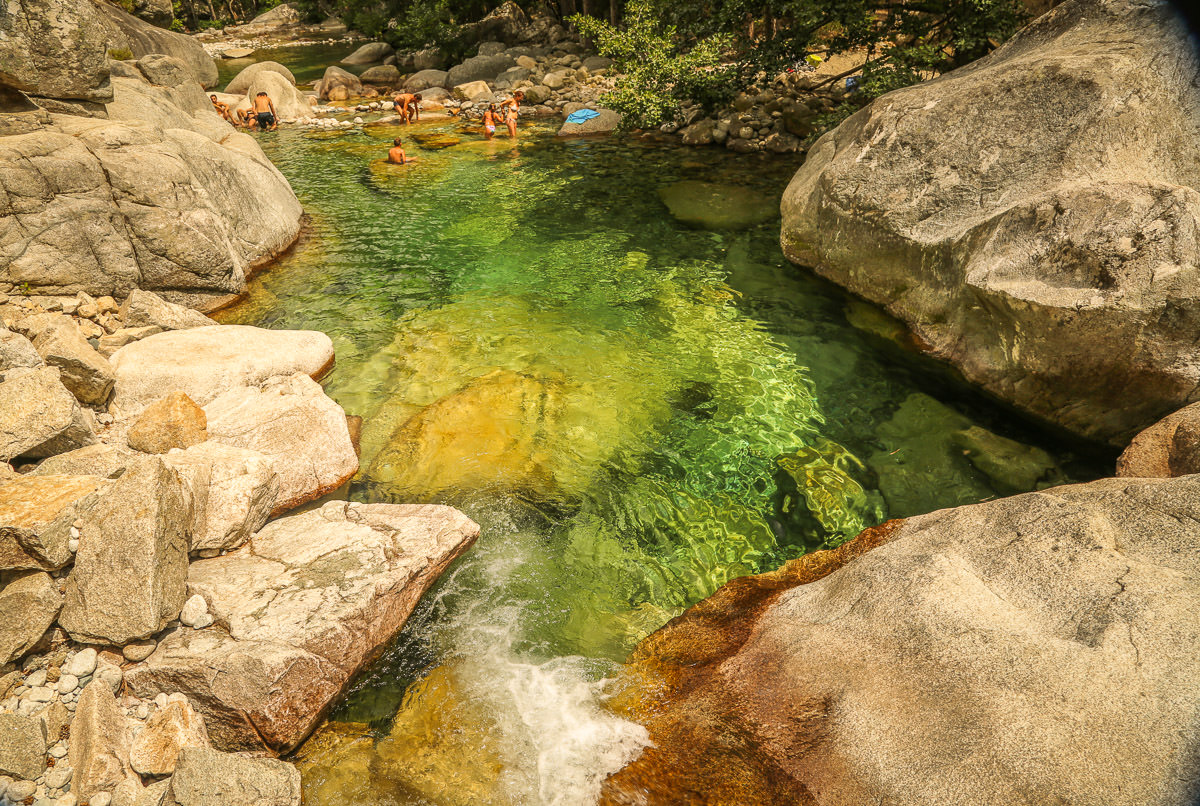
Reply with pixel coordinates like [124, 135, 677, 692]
[575, 0, 1027, 128]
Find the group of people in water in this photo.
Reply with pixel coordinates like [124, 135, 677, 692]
[209, 84, 525, 166]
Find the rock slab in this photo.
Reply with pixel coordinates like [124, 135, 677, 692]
[0, 571, 61, 665]
[126, 502, 480, 753]
[165, 747, 300, 806]
[602, 474, 1200, 805]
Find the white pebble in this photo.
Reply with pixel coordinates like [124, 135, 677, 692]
[26, 686, 54, 703]
[44, 765, 71, 789]
[26, 669, 47, 688]
[179, 595, 209, 628]
[64, 649, 97, 678]
[56, 675, 78, 695]
[48, 744, 67, 759]
[68, 539, 79, 553]
[154, 693, 169, 710]
[91, 793, 112, 806]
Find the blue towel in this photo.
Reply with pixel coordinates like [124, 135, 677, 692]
[566, 109, 601, 124]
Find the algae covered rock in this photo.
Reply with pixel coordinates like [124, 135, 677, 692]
[657, 181, 776, 230]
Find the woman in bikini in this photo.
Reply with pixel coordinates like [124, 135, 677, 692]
[498, 91, 524, 138]
[482, 104, 498, 139]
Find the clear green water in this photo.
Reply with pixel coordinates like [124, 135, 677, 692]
[219, 118, 1103, 804]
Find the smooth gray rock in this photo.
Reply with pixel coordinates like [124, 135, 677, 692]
[359, 64, 401, 85]
[315, 65, 361, 100]
[0, 367, 97, 461]
[0, 474, 108, 571]
[60, 457, 190, 645]
[32, 317, 115, 406]
[165, 747, 299, 806]
[341, 41, 394, 65]
[557, 108, 621, 136]
[0, 712, 47, 780]
[446, 54, 515, 87]
[69, 682, 132, 801]
[243, 70, 312, 119]
[0, 327, 44, 372]
[126, 502, 479, 753]
[0, 0, 113, 105]
[95, 2, 218, 88]
[0, 571, 61, 665]
[780, 0, 1200, 445]
[223, 62, 295, 96]
[403, 69, 449, 93]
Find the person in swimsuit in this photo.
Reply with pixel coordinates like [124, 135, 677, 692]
[393, 92, 422, 124]
[210, 94, 235, 124]
[498, 90, 523, 138]
[252, 91, 277, 131]
[482, 104, 498, 139]
[387, 137, 417, 164]
[237, 107, 257, 129]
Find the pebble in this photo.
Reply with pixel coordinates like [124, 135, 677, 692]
[179, 595, 209, 628]
[44, 765, 71, 789]
[135, 703, 150, 720]
[64, 702, 75, 712]
[57, 795, 78, 806]
[26, 669, 47, 688]
[67, 539, 78, 553]
[26, 686, 54, 703]
[56, 675, 78, 695]
[90, 793, 112, 806]
[122, 641, 156, 662]
[64, 649, 97, 678]
[95, 665, 122, 693]
[48, 744, 67, 759]
[153, 693, 169, 710]
[7, 780, 37, 801]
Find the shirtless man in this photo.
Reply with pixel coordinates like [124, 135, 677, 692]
[392, 92, 422, 124]
[210, 94, 235, 124]
[252, 91, 277, 131]
[387, 137, 417, 164]
[498, 90, 523, 138]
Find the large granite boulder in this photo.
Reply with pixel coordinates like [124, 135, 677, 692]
[130, 0, 174, 28]
[0, 326, 43, 371]
[404, 69, 450, 93]
[0, 571, 60, 665]
[0, 0, 113, 107]
[126, 502, 480, 753]
[316, 65, 362, 101]
[602, 474, 1200, 805]
[96, 1, 218, 88]
[224, 61, 296, 96]
[203, 374, 358, 515]
[165, 747, 300, 806]
[0, 367, 97, 461]
[557, 108, 621, 137]
[0, 79, 302, 299]
[341, 42, 394, 65]
[0, 712, 47, 781]
[59, 457, 191, 645]
[446, 53, 516, 88]
[163, 441, 279, 553]
[0, 474, 109, 571]
[458, 1, 528, 45]
[108, 326, 334, 415]
[244, 69, 313, 119]
[780, 0, 1200, 445]
[120, 289, 216, 331]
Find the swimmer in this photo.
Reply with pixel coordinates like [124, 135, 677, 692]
[482, 104, 498, 138]
[498, 90, 523, 138]
[387, 137, 417, 164]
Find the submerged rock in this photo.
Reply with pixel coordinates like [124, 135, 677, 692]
[781, 0, 1200, 445]
[657, 181, 776, 230]
[125, 502, 479, 753]
[602, 474, 1200, 805]
[366, 369, 568, 500]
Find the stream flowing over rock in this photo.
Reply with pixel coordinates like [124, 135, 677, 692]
[601, 474, 1200, 805]
[125, 503, 480, 754]
[780, 0, 1200, 445]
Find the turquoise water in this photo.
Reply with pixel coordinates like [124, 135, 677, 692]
[218, 117, 1104, 804]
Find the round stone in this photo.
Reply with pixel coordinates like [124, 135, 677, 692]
[26, 669, 47, 688]
[64, 649, 97, 678]
[45, 765, 71, 789]
[91, 792, 112, 806]
[48, 744, 67, 759]
[121, 641, 156, 662]
[26, 686, 54, 703]
[56, 675, 78, 695]
[179, 595, 208, 628]
[7, 780, 37, 801]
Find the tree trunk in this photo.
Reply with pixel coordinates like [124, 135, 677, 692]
[609, 0, 617, 24]
[558, 0, 576, 18]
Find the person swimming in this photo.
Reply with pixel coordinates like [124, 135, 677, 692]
[387, 137, 417, 164]
[482, 104, 498, 138]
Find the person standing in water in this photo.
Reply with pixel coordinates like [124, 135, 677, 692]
[388, 137, 417, 164]
[482, 104, 498, 139]
[393, 92, 422, 124]
[498, 91, 523, 138]
[252, 91, 277, 131]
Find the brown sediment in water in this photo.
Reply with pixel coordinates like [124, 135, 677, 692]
[599, 518, 906, 806]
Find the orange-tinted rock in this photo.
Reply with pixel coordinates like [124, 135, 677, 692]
[127, 391, 208, 454]
[1116, 402, 1200, 478]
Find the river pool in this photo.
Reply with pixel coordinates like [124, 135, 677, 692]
[217, 115, 1104, 805]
